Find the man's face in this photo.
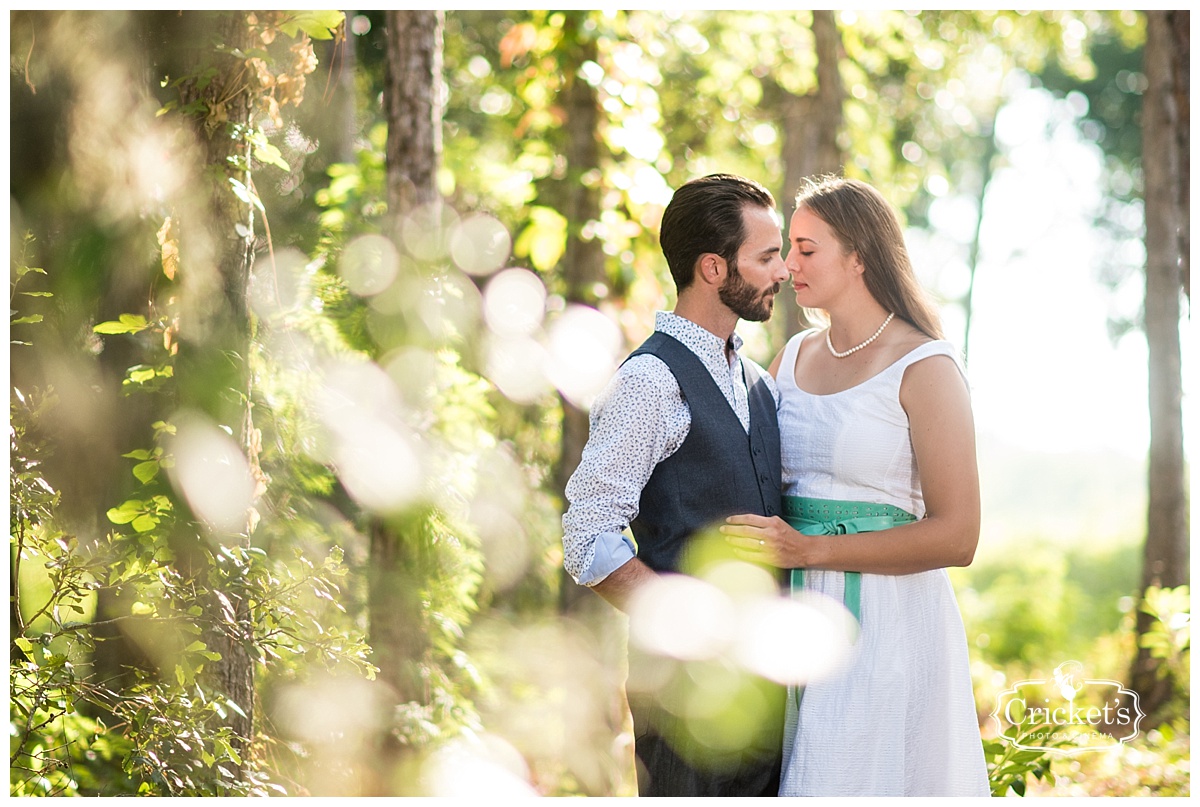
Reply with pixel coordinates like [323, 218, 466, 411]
[718, 205, 787, 322]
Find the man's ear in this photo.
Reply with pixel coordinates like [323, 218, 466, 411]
[696, 253, 726, 286]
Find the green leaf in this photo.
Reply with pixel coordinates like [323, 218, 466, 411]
[131, 601, 154, 616]
[131, 514, 159, 533]
[229, 178, 265, 212]
[279, 10, 344, 40]
[106, 504, 141, 525]
[132, 461, 160, 484]
[253, 141, 291, 172]
[11, 315, 44, 325]
[127, 367, 157, 384]
[515, 206, 567, 272]
[93, 314, 149, 335]
[123, 449, 153, 460]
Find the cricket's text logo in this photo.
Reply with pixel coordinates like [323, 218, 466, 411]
[990, 661, 1145, 754]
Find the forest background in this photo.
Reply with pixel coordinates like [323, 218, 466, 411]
[8, 8, 1190, 798]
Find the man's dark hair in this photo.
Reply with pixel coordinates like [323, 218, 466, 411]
[658, 173, 776, 291]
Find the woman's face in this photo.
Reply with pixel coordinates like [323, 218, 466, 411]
[785, 206, 861, 309]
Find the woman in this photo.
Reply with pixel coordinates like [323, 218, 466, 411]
[722, 175, 989, 796]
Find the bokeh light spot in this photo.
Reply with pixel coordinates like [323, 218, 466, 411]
[485, 334, 551, 404]
[450, 213, 512, 277]
[400, 202, 460, 262]
[544, 304, 621, 408]
[628, 574, 736, 661]
[732, 592, 857, 685]
[314, 359, 423, 513]
[424, 735, 538, 797]
[484, 268, 547, 337]
[167, 412, 257, 534]
[340, 233, 400, 297]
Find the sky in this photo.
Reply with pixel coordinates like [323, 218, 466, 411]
[908, 83, 1189, 463]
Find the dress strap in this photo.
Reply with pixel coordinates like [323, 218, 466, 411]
[892, 339, 969, 386]
[777, 329, 815, 388]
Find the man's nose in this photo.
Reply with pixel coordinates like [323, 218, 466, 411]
[775, 255, 790, 281]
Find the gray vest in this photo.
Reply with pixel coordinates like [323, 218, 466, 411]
[627, 331, 782, 574]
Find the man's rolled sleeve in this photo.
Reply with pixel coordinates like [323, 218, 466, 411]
[573, 531, 637, 587]
[561, 355, 687, 586]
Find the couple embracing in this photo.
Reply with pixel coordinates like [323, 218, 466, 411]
[562, 174, 990, 797]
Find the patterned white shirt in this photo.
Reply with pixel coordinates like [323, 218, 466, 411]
[561, 311, 780, 585]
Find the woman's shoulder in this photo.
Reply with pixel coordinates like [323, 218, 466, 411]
[895, 336, 968, 389]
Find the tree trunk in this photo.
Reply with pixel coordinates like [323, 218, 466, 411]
[544, 15, 635, 795]
[383, 9, 442, 226]
[366, 12, 444, 792]
[961, 118, 1000, 365]
[1167, 12, 1190, 301]
[1127, 9, 1189, 726]
[766, 10, 845, 342]
[332, 11, 360, 165]
[553, 18, 608, 616]
[173, 10, 261, 767]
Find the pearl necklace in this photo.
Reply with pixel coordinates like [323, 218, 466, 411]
[826, 312, 894, 358]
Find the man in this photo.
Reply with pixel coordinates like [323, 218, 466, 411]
[562, 174, 790, 797]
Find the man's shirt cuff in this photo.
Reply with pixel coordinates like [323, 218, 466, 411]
[577, 531, 637, 587]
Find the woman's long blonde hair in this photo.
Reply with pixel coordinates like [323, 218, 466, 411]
[795, 175, 944, 340]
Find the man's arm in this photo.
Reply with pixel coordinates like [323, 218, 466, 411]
[561, 354, 687, 604]
[588, 556, 660, 613]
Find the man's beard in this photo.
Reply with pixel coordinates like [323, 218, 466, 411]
[719, 258, 779, 322]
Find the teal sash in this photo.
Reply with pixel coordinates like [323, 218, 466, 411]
[781, 496, 916, 623]
[779, 496, 917, 748]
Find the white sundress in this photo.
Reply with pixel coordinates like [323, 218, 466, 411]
[776, 330, 990, 798]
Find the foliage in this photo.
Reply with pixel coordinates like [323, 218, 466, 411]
[10, 360, 372, 795]
[8, 7, 1182, 798]
[956, 535, 1141, 668]
[1137, 585, 1191, 723]
[983, 720, 1063, 796]
[1026, 585, 1190, 797]
[10, 11, 383, 797]
[966, 555, 1190, 797]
